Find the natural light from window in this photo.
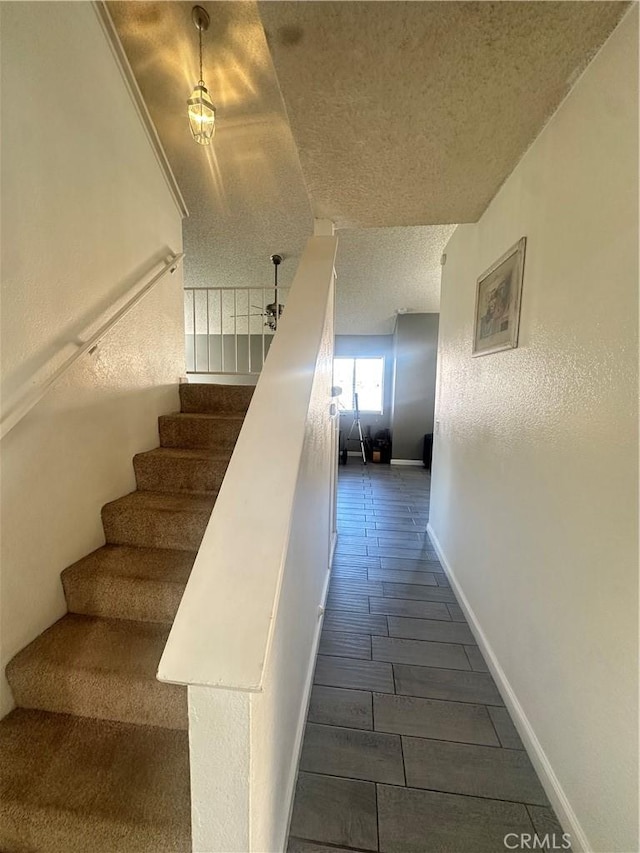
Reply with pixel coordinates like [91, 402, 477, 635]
[334, 357, 384, 413]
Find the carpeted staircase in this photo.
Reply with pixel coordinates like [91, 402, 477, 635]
[0, 383, 253, 853]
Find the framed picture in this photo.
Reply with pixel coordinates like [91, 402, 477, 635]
[472, 237, 527, 356]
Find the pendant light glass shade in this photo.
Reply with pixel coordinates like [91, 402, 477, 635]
[188, 82, 216, 145]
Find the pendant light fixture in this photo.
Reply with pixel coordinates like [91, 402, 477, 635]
[187, 5, 216, 145]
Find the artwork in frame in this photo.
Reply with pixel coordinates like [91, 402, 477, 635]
[472, 237, 527, 356]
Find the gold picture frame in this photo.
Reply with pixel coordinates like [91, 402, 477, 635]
[472, 237, 527, 356]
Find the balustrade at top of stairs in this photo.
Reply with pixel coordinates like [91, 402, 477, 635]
[0, 383, 254, 853]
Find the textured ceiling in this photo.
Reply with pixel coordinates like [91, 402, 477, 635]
[335, 225, 455, 336]
[108, 1, 627, 332]
[108, 1, 313, 291]
[259, 1, 628, 228]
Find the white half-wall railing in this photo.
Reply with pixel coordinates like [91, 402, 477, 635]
[185, 286, 290, 375]
[159, 235, 339, 853]
[0, 253, 184, 440]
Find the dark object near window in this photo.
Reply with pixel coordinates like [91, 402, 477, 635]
[373, 429, 392, 464]
[423, 434, 434, 470]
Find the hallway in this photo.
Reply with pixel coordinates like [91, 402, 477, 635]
[288, 463, 566, 853]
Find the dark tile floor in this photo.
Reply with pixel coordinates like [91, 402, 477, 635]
[288, 462, 567, 853]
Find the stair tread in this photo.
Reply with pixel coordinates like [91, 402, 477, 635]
[103, 490, 216, 514]
[162, 411, 245, 421]
[63, 545, 195, 586]
[0, 708, 190, 853]
[8, 613, 171, 683]
[134, 446, 233, 462]
[179, 383, 254, 415]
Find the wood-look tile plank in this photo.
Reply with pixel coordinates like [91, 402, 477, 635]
[402, 737, 549, 805]
[368, 545, 438, 559]
[323, 611, 389, 637]
[526, 805, 569, 850]
[373, 693, 499, 746]
[394, 664, 504, 705]
[448, 602, 467, 622]
[488, 707, 525, 750]
[377, 784, 534, 853]
[380, 558, 444, 572]
[300, 723, 404, 784]
[308, 685, 373, 730]
[314, 655, 394, 693]
[372, 636, 470, 670]
[370, 597, 451, 621]
[329, 578, 384, 597]
[388, 616, 475, 645]
[369, 568, 439, 586]
[325, 592, 370, 613]
[464, 645, 489, 672]
[382, 581, 456, 603]
[319, 631, 372, 660]
[290, 772, 378, 851]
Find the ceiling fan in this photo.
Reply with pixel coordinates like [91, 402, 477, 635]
[231, 254, 285, 332]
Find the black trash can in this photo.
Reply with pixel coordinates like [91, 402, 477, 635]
[423, 433, 434, 470]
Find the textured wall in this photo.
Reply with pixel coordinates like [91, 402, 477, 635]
[429, 10, 638, 852]
[0, 3, 184, 716]
[391, 314, 439, 462]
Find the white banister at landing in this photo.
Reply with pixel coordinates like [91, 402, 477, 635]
[158, 235, 339, 852]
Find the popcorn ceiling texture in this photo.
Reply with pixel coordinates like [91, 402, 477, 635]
[108, 1, 313, 293]
[259, 1, 628, 228]
[109, 1, 627, 332]
[335, 225, 455, 335]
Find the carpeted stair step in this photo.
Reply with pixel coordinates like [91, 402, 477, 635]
[102, 490, 215, 551]
[6, 614, 187, 730]
[0, 708, 190, 853]
[180, 382, 254, 415]
[62, 545, 194, 624]
[133, 447, 231, 494]
[158, 412, 244, 450]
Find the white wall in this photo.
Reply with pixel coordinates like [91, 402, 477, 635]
[0, 2, 185, 716]
[429, 10, 638, 853]
[249, 292, 334, 852]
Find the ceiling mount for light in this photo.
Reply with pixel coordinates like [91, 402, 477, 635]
[187, 5, 216, 145]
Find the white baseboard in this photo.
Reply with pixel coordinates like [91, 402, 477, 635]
[427, 522, 589, 853]
[390, 458, 423, 466]
[281, 560, 331, 850]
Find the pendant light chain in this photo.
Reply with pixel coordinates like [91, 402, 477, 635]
[199, 22, 203, 84]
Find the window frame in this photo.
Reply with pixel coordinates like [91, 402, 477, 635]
[333, 356, 385, 415]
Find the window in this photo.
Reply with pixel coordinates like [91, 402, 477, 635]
[334, 357, 384, 414]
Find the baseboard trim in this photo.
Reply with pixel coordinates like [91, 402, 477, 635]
[426, 522, 589, 853]
[281, 560, 331, 850]
[390, 459, 423, 467]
